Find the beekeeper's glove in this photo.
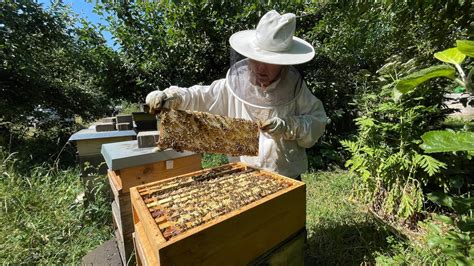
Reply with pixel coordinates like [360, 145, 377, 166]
[260, 117, 288, 136]
[145, 87, 182, 114]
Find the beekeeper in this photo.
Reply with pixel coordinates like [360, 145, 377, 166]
[146, 10, 327, 179]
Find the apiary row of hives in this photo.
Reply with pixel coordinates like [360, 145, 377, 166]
[131, 163, 306, 265]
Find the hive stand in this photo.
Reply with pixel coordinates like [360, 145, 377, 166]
[101, 140, 202, 264]
[130, 162, 306, 265]
[68, 128, 137, 195]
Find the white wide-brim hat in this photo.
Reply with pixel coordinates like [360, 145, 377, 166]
[229, 10, 315, 65]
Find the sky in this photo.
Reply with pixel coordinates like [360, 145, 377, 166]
[37, 0, 117, 49]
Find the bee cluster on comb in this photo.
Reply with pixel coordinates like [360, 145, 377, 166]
[136, 164, 292, 240]
[157, 109, 260, 156]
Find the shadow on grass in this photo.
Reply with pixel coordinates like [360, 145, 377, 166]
[305, 220, 393, 265]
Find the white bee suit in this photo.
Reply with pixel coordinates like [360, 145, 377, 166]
[164, 59, 327, 178]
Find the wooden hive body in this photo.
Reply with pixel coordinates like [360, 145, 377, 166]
[69, 128, 136, 181]
[131, 163, 306, 265]
[105, 144, 202, 264]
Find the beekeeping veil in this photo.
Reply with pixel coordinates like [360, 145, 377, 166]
[226, 59, 303, 108]
[226, 10, 314, 109]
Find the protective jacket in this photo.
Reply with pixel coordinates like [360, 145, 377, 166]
[165, 59, 327, 178]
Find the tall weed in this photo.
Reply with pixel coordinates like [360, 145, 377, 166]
[0, 149, 112, 264]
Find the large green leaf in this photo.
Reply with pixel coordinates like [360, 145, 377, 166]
[420, 130, 474, 153]
[434, 47, 466, 64]
[427, 192, 454, 209]
[457, 40, 474, 57]
[395, 65, 456, 93]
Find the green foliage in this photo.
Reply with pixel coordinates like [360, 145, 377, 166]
[435, 48, 466, 65]
[399, 40, 474, 157]
[427, 192, 474, 215]
[342, 57, 452, 219]
[395, 65, 456, 93]
[344, 36, 474, 222]
[0, 0, 133, 167]
[302, 1, 471, 168]
[421, 130, 474, 153]
[344, 39, 474, 265]
[0, 1, 120, 126]
[99, 1, 305, 97]
[457, 40, 474, 57]
[0, 149, 112, 264]
[117, 101, 141, 115]
[396, 39, 473, 94]
[374, 236, 441, 265]
[423, 192, 474, 265]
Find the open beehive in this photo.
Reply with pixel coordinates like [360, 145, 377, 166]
[131, 162, 305, 265]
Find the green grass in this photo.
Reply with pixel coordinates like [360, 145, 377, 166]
[303, 170, 436, 265]
[0, 150, 112, 264]
[304, 170, 394, 264]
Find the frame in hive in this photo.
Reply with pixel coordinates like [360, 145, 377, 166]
[130, 163, 305, 265]
[157, 109, 259, 156]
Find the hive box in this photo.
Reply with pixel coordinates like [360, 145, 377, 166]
[130, 162, 306, 265]
[68, 129, 136, 193]
[101, 140, 202, 264]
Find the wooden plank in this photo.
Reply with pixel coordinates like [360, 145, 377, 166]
[156, 183, 305, 264]
[116, 114, 133, 124]
[115, 193, 131, 215]
[116, 122, 132, 131]
[114, 227, 134, 265]
[107, 170, 123, 194]
[112, 200, 134, 236]
[266, 231, 305, 266]
[130, 187, 166, 260]
[76, 136, 133, 156]
[118, 154, 202, 193]
[112, 201, 123, 237]
[134, 221, 159, 266]
[114, 228, 126, 264]
[135, 162, 245, 193]
[250, 228, 305, 265]
[107, 170, 119, 197]
[132, 232, 142, 266]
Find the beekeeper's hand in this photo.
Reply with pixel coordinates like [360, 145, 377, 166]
[260, 117, 288, 136]
[145, 87, 182, 114]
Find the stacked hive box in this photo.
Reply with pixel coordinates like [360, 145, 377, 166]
[116, 114, 133, 131]
[130, 162, 306, 265]
[68, 128, 136, 193]
[101, 140, 202, 264]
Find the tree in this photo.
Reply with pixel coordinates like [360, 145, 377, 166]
[0, 0, 119, 129]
